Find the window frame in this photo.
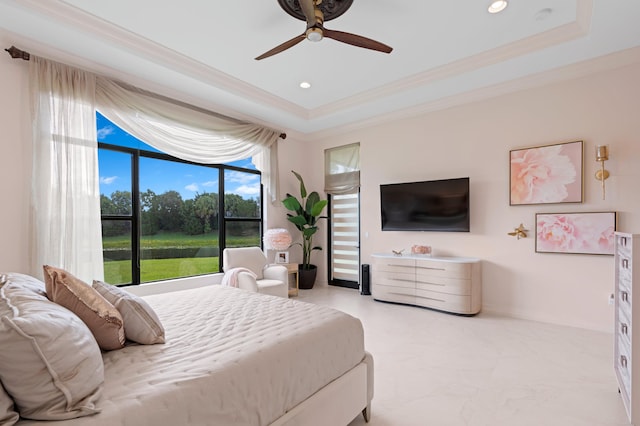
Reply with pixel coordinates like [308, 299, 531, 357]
[98, 141, 263, 286]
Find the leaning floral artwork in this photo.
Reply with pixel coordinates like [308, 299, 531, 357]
[536, 212, 616, 255]
[510, 141, 583, 205]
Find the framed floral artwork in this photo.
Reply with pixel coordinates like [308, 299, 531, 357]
[510, 140, 583, 205]
[535, 212, 617, 255]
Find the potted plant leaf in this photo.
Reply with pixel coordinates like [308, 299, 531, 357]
[282, 170, 328, 289]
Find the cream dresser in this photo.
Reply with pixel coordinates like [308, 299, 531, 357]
[614, 232, 640, 424]
[370, 253, 481, 315]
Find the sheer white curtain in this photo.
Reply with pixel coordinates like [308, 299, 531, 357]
[95, 78, 282, 203]
[30, 57, 104, 282]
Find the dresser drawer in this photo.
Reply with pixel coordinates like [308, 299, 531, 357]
[618, 257, 633, 290]
[415, 276, 472, 296]
[618, 287, 633, 313]
[616, 347, 632, 403]
[373, 257, 415, 274]
[617, 235, 632, 257]
[374, 272, 415, 289]
[372, 283, 416, 304]
[415, 289, 472, 314]
[618, 309, 632, 347]
[415, 259, 470, 279]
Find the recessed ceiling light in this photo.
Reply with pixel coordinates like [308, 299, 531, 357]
[488, 0, 508, 14]
[300, 81, 311, 89]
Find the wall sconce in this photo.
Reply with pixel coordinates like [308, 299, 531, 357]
[595, 145, 610, 200]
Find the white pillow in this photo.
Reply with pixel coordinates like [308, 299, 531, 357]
[0, 273, 104, 421]
[0, 381, 19, 426]
[92, 280, 165, 344]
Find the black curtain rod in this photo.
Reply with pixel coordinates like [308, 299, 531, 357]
[4, 45, 287, 139]
[5, 46, 30, 60]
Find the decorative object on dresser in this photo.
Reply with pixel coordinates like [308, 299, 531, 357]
[614, 232, 640, 424]
[509, 140, 583, 205]
[411, 245, 431, 255]
[535, 212, 616, 255]
[371, 253, 482, 315]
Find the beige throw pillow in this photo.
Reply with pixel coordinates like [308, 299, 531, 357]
[92, 280, 165, 344]
[43, 265, 125, 351]
[0, 273, 103, 421]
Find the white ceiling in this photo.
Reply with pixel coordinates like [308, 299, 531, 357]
[1, 0, 640, 137]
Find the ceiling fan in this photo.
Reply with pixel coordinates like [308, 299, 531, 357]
[255, 0, 393, 60]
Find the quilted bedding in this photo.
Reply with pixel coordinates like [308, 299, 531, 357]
[16, 285, 366, 426]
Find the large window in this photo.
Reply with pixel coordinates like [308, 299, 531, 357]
[97, 112, 262, 285]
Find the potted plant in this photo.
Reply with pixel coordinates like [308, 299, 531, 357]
[282, 170, 328, 289]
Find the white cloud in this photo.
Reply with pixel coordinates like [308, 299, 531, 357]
[232, 184, 260, 197]
[100, 176, 118, 184]
[185, 183, 199, 192]
[97, 126, 115, 140]
[225, 170, 260, 185]
[202, 180, 218, 187]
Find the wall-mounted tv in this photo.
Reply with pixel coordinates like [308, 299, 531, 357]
[380, 177, 470, 232]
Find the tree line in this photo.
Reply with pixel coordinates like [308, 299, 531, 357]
[101, 190, 260, 237]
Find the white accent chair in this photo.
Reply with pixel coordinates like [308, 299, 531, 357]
[222, 247, 289, 298]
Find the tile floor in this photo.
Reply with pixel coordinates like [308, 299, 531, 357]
[297, 286, 629, 426]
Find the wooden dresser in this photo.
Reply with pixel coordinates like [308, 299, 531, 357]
[371, 253, 481, 315]
[614, 232, 640, 424]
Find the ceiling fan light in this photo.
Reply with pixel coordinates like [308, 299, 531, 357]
[488, 0, 508, 14]
[306, 28, 323, 42]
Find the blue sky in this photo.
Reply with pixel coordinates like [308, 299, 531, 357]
[97, 113, 260, 201]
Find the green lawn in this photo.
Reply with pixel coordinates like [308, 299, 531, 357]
[102, 231, 254, 284]
[105, 257, 220, 285]
[103, 231, 259, 249]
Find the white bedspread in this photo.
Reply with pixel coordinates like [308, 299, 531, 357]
[16, 285, 365, 426]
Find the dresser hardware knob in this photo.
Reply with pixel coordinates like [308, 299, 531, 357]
[622, 291, 629, 302]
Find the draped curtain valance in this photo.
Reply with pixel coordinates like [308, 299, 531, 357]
[95, 79, 281, 201]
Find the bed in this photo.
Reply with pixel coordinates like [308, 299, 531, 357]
[0, 273, 373, 426]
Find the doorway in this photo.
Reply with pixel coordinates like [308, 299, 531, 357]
[328, 192, 360, 289]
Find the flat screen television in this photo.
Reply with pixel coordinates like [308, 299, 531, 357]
[380, 177, 470, 232]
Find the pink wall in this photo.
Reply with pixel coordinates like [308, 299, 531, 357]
[2, 32, 639, 331]
[278, 62, 640, 331]
[0, 37, 31, 275]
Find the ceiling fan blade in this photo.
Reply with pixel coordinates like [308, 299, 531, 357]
[299, 0, 317, 28]
[323, 28, 393, 54]
[255, 34, 306, 60]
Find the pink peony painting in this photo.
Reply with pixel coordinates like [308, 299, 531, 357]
[510, 141, 583, 205]
[535, 212, 616, 255]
